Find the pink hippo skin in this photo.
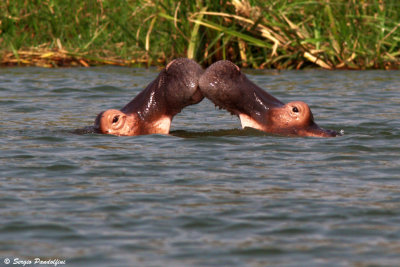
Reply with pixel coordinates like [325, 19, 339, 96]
[199, 60, 338, 137]
[94, 58, 204, 136]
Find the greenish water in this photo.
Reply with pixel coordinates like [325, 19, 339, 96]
[1, 67, 399, 267]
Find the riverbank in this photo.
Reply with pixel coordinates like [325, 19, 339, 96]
[1, 0, 399, 69]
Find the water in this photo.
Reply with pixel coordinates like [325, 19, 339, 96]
[1, 66, 399, 267]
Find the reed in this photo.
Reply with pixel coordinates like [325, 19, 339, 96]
[1, 0, 399, 69]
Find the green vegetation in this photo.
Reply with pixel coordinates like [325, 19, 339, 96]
[1, 0, 400, 69]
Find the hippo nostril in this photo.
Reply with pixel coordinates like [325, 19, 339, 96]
[112, 115, 119, 124]
[292, 107, 299, 113]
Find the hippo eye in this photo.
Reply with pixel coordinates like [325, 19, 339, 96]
[112, 115, 119, 124]
[292, 107, 299, 113]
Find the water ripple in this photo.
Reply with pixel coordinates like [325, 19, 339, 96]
[1, 68, 400, 266]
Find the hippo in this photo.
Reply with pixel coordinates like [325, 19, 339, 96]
[94, 58, 204, 136]
[198, 60, 338, 137]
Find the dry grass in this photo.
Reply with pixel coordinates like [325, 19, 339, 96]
[1, 46, 149, 68]
[1, 0, 399, 69]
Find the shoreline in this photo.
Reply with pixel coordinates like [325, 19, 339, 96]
[2, 48, 399, 70]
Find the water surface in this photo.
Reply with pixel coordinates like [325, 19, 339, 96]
[1, 66, 400, 266]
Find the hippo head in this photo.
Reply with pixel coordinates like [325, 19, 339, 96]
[268, 101, 338, 137]
[199, 60, 339, 138]
[94, 109, 139, 136]
[93, 58, 203, 136]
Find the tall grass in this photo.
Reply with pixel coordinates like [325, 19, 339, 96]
[1, 0, 399, 69]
